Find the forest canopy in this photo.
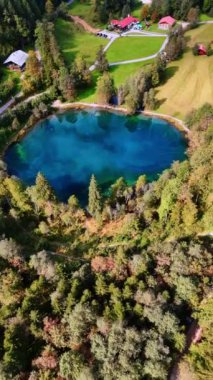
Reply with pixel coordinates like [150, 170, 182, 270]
[0, 102, 212, 379]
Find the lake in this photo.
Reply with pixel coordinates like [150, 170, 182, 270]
[4, 109, 187, 204]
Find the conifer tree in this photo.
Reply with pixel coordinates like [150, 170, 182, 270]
[96, 46, 109, 73]
[88, 174, 102, 218]
[22, 50, 42, 95]
[25, 50, 41, 78]
[59, 66, 75, 101]
[45, 0, 54, 14]
[27, 172, 56, 211]
[96, 72, 114, 105]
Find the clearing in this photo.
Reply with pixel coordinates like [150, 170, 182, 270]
[156, 24, 213, 119]
[55, 18, 108, 66]
[200, 13, 213, 21]
[78, 60, 153, 103]
[68, 0, 104, 28]
[106, 36, 166, 63]
[0, 67, 21, 104]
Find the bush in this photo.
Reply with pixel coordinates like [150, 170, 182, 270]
[192, 43, 199, 55]
[0, 78, 16, 103]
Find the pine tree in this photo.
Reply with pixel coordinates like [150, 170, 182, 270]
[23, 50, 42, 95]
[203, 0, 212, 13]
[96, 45, 109, 73]
[143, 88, 156, 110]
[27, 172, 56, 211]
[25, 50, 41, 78]
[96, 72, 114, 105]
[45, 0, 54, 14]
[88, 174, 102, 218]
[59, 66, 75, 101]
[122, 4, 130, 18]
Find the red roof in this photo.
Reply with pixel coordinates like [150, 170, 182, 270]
[119, 16, 139, 28]
[111, 16, 139, 28]
[111, 20, 119, 26]
[159, 16, 176, 25]
[198, 44, 207, 55]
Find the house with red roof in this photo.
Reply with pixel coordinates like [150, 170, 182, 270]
[111, 16, 139, 30]
[197, 44, 207, 55]
[158, 16, 176, 30]
[111, 20, 120, 27]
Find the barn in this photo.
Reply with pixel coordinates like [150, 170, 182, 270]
[111, 16, 139, 30]
[198, 44, 207, 55]
[4, 50, 29, 71]
[158, 16, 176, 30]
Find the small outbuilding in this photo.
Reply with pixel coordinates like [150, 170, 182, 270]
[197, 44, 207, 55]
[4, 50, 29, 71]
[158, 16, 176, 30]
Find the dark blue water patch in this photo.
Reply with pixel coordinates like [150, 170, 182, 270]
[4, 109, 187, 204]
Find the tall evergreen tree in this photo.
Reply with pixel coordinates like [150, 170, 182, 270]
[59, 66, 75, 101]
[88, 174, 102, 218]
[45, 0, 55, 14]
[96, 72, 114, 104]
[96, 45, 109, 73]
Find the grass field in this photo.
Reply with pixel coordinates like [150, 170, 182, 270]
[55, 18, 108, 66]
[106, 36, 165, 62]
[78, 60, 153, 103]
[109, 59, 153, 87]
[0, 67, 21, 103]
[156, 24, 213, 119]
[200, 13, 213, 21]
[68, 0, 105, 28]
[68, 0, 92, 19]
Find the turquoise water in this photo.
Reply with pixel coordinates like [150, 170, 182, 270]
[5, 109, 187, 203]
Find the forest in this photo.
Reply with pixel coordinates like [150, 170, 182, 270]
[82, 0, 213, 22]
[150, 0, 213, 19]
[0, 0, 63, 57]
[0, 98, 212, 379]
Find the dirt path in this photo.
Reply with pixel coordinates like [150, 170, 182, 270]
[169, 320, 200, 380]
[70, 15, 100, 34]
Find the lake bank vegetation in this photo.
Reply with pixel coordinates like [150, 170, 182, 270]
[0, 103, 212, 379]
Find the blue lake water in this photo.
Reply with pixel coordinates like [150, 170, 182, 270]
[5, 109, 187, 203]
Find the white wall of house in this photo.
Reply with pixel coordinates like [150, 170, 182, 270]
[158, 23, 169, 30]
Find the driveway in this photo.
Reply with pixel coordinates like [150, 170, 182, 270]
[0, 98, 16, 115]
[109, 35, 169, 66]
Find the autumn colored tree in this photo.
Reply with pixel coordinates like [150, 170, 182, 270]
[22, 50, 42, 95]
[96, 72, 115, 105]
[141, 4, 150, 20]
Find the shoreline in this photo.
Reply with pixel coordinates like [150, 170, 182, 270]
[52, 100, 190, 135]
[1, 101, 190, 160]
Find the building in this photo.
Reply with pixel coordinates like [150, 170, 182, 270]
[158, 16, 176, 30]
[111, 16, 139, 30]
[4, 50, 29, 71]
[198, 44, 207, 55]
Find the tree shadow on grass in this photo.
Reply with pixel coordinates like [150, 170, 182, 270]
[161, 66, 179, 85]
[155, 97, 168, 108]
[77, 71, 99, 102]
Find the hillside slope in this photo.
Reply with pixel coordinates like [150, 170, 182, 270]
[156, 24, 213, 119]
